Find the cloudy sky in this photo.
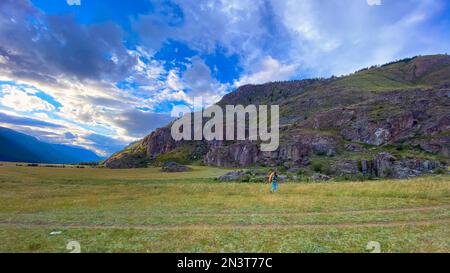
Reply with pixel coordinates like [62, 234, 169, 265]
[1, 0, 450, 156]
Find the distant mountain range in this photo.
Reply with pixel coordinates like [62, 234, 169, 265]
[0, 127, 103, 164]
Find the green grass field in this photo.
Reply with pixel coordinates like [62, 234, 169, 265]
[0, 163, 449, 253]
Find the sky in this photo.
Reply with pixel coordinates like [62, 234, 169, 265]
[0, 0, 450, 156]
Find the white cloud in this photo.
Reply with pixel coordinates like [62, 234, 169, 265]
[166, 70, 184, 91]
[66, 0, 81, 6]
[182, 57, 229, 105]
[158, 0, 450, 81]
[0, 55, 8, 64]
[234, 56, 298, 86]
[105, 109, 173, 138]
[367, 0, 382, 6]
[0, 85, 55, 112]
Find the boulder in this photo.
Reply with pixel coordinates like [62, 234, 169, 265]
[218, 171, 246, 181]
[311, 173, 331, 181]
[161, 162, 191, 172]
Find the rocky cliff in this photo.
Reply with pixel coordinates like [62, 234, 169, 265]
[104, 55, 450, 178]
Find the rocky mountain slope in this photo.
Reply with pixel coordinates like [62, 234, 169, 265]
[104, 55, 450, 178]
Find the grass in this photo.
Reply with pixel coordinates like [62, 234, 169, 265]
[0, 162, 449, 253]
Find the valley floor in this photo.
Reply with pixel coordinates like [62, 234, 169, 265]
[0, 163, 449, 252]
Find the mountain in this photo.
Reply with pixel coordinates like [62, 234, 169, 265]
[104, 54, 450, 178]
[0, 127, 103, 164]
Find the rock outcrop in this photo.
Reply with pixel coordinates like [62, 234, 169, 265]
[145, 128, 177, 157]
[205, 141, 260, 168]
[203, 131, 341, 168]
[332, 152, 443, 178]
[105, 55, 450, 178]
[104, 127, 182, 168]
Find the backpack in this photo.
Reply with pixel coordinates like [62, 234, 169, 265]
[268, 172, 275, 183]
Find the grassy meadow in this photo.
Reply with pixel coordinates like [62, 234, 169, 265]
[0, 162, 449, 253]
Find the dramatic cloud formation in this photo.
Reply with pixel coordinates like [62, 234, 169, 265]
[0, 2, 136, 82]
[0, 85, 55, 112]
[1, 0, 449, 155]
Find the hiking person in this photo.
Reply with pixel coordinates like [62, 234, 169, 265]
[269, 170, 278, 193]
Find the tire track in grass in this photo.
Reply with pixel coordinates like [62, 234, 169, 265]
[1, 218, 449, 230]
[154, 204, 450, 217]
[1, 204, 449, 224]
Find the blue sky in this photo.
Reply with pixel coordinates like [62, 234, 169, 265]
[0, 0, 450, 155]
